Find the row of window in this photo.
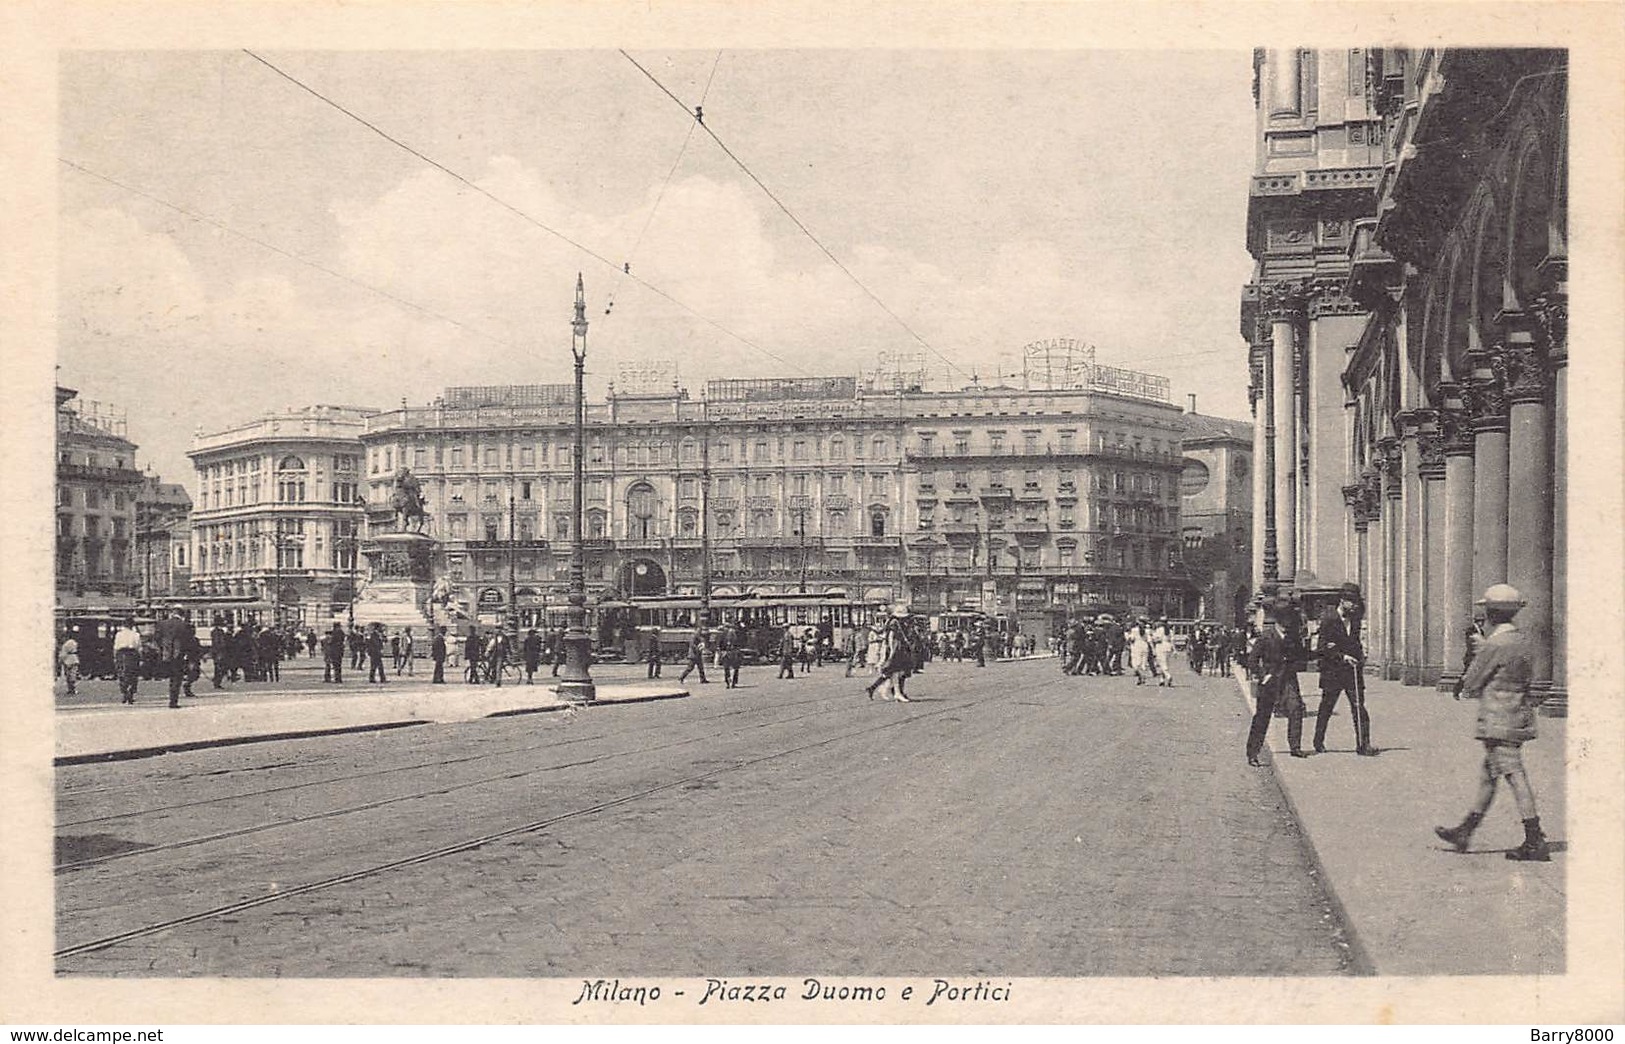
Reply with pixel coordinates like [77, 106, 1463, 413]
[918, 501, 1171, 532]
[373, 433, 905, 476]
[911, 543, 1180, 572]
[917, 469, 1171, 497]
[433, 471, 892, 506]
[913, 429, 1178, 459]
[56, 487, 133, 511]
[441, 505, 894, 541]
[192, 519, 360, 574]
[58, 449, 131, 469]
[56, 515, 129, 539]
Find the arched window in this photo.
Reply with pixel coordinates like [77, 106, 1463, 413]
[587, 509, 607, 539]
[627, 482, 657, 538]
[870, 510, 887, 537]
[276, 455, 307, 503]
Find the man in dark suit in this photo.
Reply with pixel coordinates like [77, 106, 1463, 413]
[324, 622, 346, 683]
[431, 626, 448, 684]
[154, 606, 191, 709]
[1315, 581, 1374, 755]
[1247, 594, 1308, 764]
[366, 623, 388, 684]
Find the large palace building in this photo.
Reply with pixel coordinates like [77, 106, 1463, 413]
[361, 363, 1194, 641]
[56, 387, 144, 609]
[188, 405, 374, 623]
[1242, 49, 1566, 707]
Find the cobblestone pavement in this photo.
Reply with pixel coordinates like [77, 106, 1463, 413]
[56, 657, 1355, 977]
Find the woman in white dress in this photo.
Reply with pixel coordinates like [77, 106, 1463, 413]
[1150, 618, 1177, 687]
[1128, 619, 1152, 685]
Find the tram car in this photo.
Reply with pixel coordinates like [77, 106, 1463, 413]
[620, 593, 882, 664]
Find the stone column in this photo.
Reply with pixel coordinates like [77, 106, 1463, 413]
[1465, 346, 1511, 610]
[1437, 392, 1477, 692]
[1342, 481, 1367, 597]
[1398, 409, 1431, 685]
[1377, 437, 1404, 679]
[1504, 324, 1554, 692]
[1418, 420, 1447, 686]
[1359, 467, 1384, 662]
[1263, 283, 1305, 585]
[1535, 292, 1567, 713]
[1249, 340, 1270, 594]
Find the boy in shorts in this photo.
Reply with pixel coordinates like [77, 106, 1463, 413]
[1434, 584, 1551, 861]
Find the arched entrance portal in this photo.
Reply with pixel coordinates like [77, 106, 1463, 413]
[621, 558, 668, 597]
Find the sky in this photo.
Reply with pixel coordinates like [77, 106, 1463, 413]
[58, 49, 1259, 492]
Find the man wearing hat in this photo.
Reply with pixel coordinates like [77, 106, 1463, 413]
[1247, 593, 1308, 764]
[1313, 581, 1374, 755]
[1435, 584, 1551, 861]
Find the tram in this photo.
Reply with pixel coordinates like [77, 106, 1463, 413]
[619, 592, 884, 664]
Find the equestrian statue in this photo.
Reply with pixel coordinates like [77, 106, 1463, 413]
[389, 467, 429, 534]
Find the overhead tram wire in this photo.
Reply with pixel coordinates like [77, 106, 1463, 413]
[600, 51, 725, 382]
[239, 49, 807, 375]
[618, 50, 971, 382]
[60, 158, 521, 351]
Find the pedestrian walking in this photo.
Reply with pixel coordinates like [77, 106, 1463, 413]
[1435, 584, 1552, 861]
[366, 623, 388, 684]
[645, 626, 663, 679]
[113, 617, 142, 704]
[1313, 582, 1374, 755]
[549, 626, 566, 677]
[464, 628, 484, 684]
[1151, 618, 1176, 687]
[390, 631, 403, 672]
[1127, 619, 1151, 684]
[863, 608, 915, 702]
[154, 606, 191, 708]
[1247, 594, 1308, 764]
[431, 626, 448, 684]
[323, 621, 346, 683]
[400, 627, 416, 676]
[776, 627, 797, 680]
[523, 627, 543, 684]
[718, 622, 742, 688]
[485, 630, 507, 687]
[678, 626, 709, 684]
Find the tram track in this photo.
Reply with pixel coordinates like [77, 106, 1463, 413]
[55, 681, 1017, 961]
[57, 685, 852, 824]
[56, 688, 868, 872]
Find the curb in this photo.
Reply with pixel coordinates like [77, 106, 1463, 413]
[1231, 669, 1377, 977]
[54, 687, 692, 765]
[54, 719, 429, 767]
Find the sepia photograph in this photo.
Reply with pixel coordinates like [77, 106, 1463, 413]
[4, 1, 1623, 1028]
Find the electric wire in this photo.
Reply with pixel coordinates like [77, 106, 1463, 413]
[603, 51, 724, 321]
[618, 49, 972, 381]
[61, 158, 522, 351]
[240, 49, 806, 374]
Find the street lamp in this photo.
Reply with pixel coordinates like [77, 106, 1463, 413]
[337, 530, 360, 629]
[506, 491, 520, 660]
[556, 274, 597, 702]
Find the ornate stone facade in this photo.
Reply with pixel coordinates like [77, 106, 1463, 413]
[1262, 48, 1567, 704]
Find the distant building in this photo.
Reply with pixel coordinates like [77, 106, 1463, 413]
[135, 473, 193, 601]
[55, 387, 143, 609]
[1177, 403, 1254, 626]
[188, 405, 374, 625]
[361, 367, 1190, 641]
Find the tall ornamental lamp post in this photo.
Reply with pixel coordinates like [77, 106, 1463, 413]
[339, 531, 359, 629]
[557, 274, 597, 702]
[506, 491, 520, 662]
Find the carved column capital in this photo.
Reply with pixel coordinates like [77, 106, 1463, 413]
[1307, 280, 1367, 319]
[1375, 437, 1404, 499]
[1258, 278, 1311, 322]
[1437, 394, 1476, 456]
[1342, 483, 1370, 531]
[1532, 291, 1568, 369]
[1503, 341, 1550, 404]
[1463, 344, 1510, 433]
[1361, 468, 1384, 523]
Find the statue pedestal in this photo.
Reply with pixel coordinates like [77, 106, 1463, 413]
[353, 532, 437, 632]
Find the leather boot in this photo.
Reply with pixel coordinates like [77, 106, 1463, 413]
[1505, 817, 1551, 861]
[1434, 811, 1483, 852]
